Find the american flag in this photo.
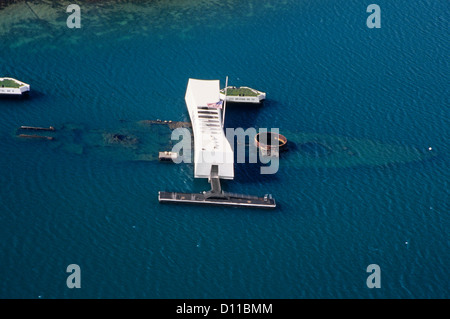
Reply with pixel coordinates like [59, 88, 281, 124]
[207, 100, 223, 109]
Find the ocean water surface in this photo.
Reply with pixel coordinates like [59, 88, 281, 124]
[0, 0, 448, 298]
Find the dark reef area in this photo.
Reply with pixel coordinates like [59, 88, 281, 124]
[0, 0, 141, 10]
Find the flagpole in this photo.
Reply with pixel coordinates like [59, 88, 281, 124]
[222, 76, 228, 127]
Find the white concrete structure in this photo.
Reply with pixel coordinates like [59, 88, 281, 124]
[0, 77, 30, 95]
[219, 86, 265, 103]
[185, 78, 234, 180]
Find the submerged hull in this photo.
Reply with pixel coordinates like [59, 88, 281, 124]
[270, 131, 432, 168]
[14, 120, 436, 168]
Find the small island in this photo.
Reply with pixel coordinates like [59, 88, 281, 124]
[220, 86, 266, 103]
[0, 77, 30, 95]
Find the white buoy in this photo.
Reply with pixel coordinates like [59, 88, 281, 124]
[428, 147, 432, 151]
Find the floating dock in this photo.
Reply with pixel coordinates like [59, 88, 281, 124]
[159, 151, 178, 162]
[159, 167, 275, 208]
[158, 191, 276, 208]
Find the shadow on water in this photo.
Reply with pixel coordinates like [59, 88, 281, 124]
[233, 161, 282, 185]
[0, 89, 47, 102]
[296, 141, 332, 158]
[0, 94, 31, 101]
[224, 101, 266, 129]
[26, 90, 46, 100]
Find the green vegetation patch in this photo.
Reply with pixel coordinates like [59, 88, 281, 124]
[223, 87, 259, 97]
[0, 79, 21, 88]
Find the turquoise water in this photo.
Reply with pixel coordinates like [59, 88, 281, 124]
[0, 0, 448, 298]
